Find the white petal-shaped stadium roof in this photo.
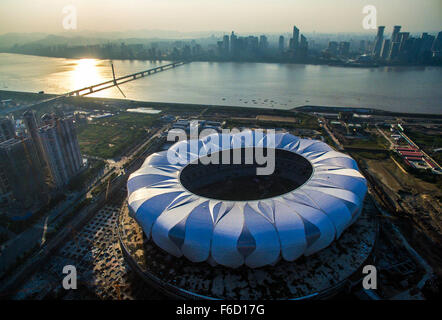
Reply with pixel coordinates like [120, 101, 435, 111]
[127, 132, 367, 268]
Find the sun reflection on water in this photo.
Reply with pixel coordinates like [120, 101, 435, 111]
[70, 58, 108, 90]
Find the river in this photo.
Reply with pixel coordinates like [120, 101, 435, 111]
[0, 53, 441, 114]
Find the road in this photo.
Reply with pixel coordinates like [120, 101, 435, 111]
[376, 125, 395, 149]
[319, 117, 344, 151]
[107, 124, 169, 169]
[0, 191, 88, 274]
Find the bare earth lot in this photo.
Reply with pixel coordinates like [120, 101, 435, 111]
[365, 157, 442, 276]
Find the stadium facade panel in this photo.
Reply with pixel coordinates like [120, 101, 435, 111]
[127, 131, 367, 268]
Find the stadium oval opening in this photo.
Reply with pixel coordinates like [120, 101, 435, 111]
[179, 147, 313, 201]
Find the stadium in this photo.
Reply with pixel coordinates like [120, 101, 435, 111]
[120, 131, 377, 299]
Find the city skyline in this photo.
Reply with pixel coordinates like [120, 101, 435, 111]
[5, 22, 439, 67]
[0, 0, 441, 34]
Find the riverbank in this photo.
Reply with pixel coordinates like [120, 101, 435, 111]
[1, 90, 441, 120]
[3, 50, 442, 68]
[296, 105, 442, 119]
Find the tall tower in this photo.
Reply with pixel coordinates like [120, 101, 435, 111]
[39, 124, 69, 188]
[56, 116, 82, 177]
[259, 35, 268, 50]
[223, 35, 230, 55]
[391, 25, 401, 43]
[230, 31, 237, 56]
[380, 39, 391, 60]
[299, 34, 309, 57]
[23, 110, 48, 169]
[291, 26, 300, 50]
[372, 26, 385, 57]
[279, 35, 285, 52]
[39, 115, 83, 188]
[431, 31, 442, 53]
[388, 42, 400, 60]
[398, 32, 410, 52]
[338, 41, 350, 57]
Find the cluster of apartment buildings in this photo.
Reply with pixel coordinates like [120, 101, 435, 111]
[372, 25, 442, 62]
[323, 25, 442, 64]
[0, 110, 83, 209]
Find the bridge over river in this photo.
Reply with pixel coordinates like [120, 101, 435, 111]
[0, 60, 188, 116]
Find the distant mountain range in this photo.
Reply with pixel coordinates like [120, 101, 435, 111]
[0, 30, 229, 49]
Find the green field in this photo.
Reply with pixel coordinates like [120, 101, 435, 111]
[405, 128, 442, 148]
[224, 112, 319, 130]
[344, 134, 387, 150]
[77, 112, 159, 159]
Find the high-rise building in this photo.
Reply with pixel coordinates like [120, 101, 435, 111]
[217, 41, 224, 56]
[398, 32, 410, 52]
[408, 37, 423, 62]
[420, 33, 434, 51]
[23, 110, 47, 168]
[38, 115, 83, 188]
[388, 41, 401, 60]
[0, 137, 46, 207]
[246, 36, 259, 54]
[0, 117, 15, 142]
[0, 164, 10, 205]
[56, 116, 83, 177]
[279, 35, 285, 52]
[223, 35, 230, 55]
[299, 35, 309, 57]
[359, 40, 366, 53]
[391, 26, 401, 43]
[259, 35, 268, 51]
[291, 26, 299, 50]
[380, 39, 391, 60]
[432, 31, 442, 54]
[372, 26, 385, 57]
[230, 31, 238, 56]
[22, 110, 83, 189]
[338, 41, 350, 57]
[182, 45, 191, 59]
[416, 33, 434, 61]
[327, 41, 339, 56]
[39, 124, 69, 188]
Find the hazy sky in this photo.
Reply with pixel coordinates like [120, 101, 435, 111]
[1, 0, 441, 34]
